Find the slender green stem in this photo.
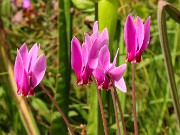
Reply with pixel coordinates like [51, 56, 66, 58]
[39, 83, 75, 135]
[111, 89, 121, 135]
[114, 89, 127, 135]
[92, 77, 108, 135]
[95, 2, 98, 21]
[132, 63, 138, 135]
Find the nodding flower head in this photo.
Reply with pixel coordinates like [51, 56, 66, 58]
[93, 46, 127, 92]
[71, 21, 109, 85]
[14, 43, 46, 96]
[124, 14, 151, 63]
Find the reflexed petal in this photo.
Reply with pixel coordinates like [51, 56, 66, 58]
[93, 67, 105, 87]
[19, 43, 28, 70]
[14, 50, 24, 86]
[81, 68, 90, 84]
[84, 33, 92, 52]
[27, 43, 40, 72]
[98, 45, 110, 70]
[82, 43, 88, 66]
[71, 37, 83, 76]
[20, 69, 30, 96]
[115, 77, 126, 93]
[93, 21, 98, 34]
[99, 28, 109, 49]
[109, 48, 119, 70]
[136, 16, 144, 50]
[31, 54, 46, 88]
[124, 14, 136, 59]
[87, 39, 99, 71]
[139, 16, 151, 54]
[91, 21, 100, 44]
[109, 64, 126, 81]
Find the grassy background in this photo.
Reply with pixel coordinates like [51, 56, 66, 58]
[0, 0, 180, 134]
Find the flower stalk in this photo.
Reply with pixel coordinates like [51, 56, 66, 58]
[114, 88, 127, 135]
[110, 76, 127, 135]
[132, 63, 138, 135]
[92, 77, 108, 135]
[111, 89, 120, 135]
[39, 83, 75, 135]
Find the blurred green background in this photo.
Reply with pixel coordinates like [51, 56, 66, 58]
[0, 0, 180, 134]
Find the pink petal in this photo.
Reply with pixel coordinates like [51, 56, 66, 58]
[27, 43, 40, 72]
[93, 67, 105, 87]
[87, 39, 99, 71]
[31, 54, 46, 88]
[81, 69, 88, 84]
[109, 48, 119, 70]
[14, 50, 24, 87]
[91, 21, 100, 44]
[82, 43, 88, 66]
[124, 14, 136, 60]
[98, 45, 110, 70]
[114, 77, 126, 93]
[109, 64, 126, 81]
[139, 16, 151, 55]
[84, 33, 92, 52]
[19, 43, 28, 70]
[71, 37, 83, 77]
[18, 69, 30, 96]
[136, 16, 144, 51]
[102, 75, 110, 90]
[22, 0, 30, 9]
[99, 28, 109, 49]
[93, 21, 98, 34]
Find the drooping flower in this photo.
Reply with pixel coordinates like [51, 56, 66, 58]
[13, 0, 31, 9]
[124, 14, 151, 63]
[93, 45, 127, 92]
[71, 21, 109, 85]
[14, 43, 46, 96]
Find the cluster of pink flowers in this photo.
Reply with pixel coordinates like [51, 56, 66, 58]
[14, 14, 150, 96]
[71, 15, 150, 92]
[71, 22, 127, 92]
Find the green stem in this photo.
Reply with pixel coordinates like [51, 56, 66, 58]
[95, 2, 98, 21]
[39, 83, 75, 135]
[132, 63, 138, 135]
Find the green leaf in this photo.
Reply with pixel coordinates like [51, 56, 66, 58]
[55, 0, 72, 134]
[72, 0, 94, 12]
[98, 0, 119, 50]
[31, 98, 50, 122]
[157, 0, 180, 127]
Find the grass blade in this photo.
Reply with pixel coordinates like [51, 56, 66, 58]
[55, 0, 72, 134]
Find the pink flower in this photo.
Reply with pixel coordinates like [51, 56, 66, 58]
[22, 0, 31, 9]
[13, 0, 31, 9]
[124, 14, 151, 63]
[71, 21, 109, 85]
[93, 46, 127, 92]
[14, 43, 46, 96]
